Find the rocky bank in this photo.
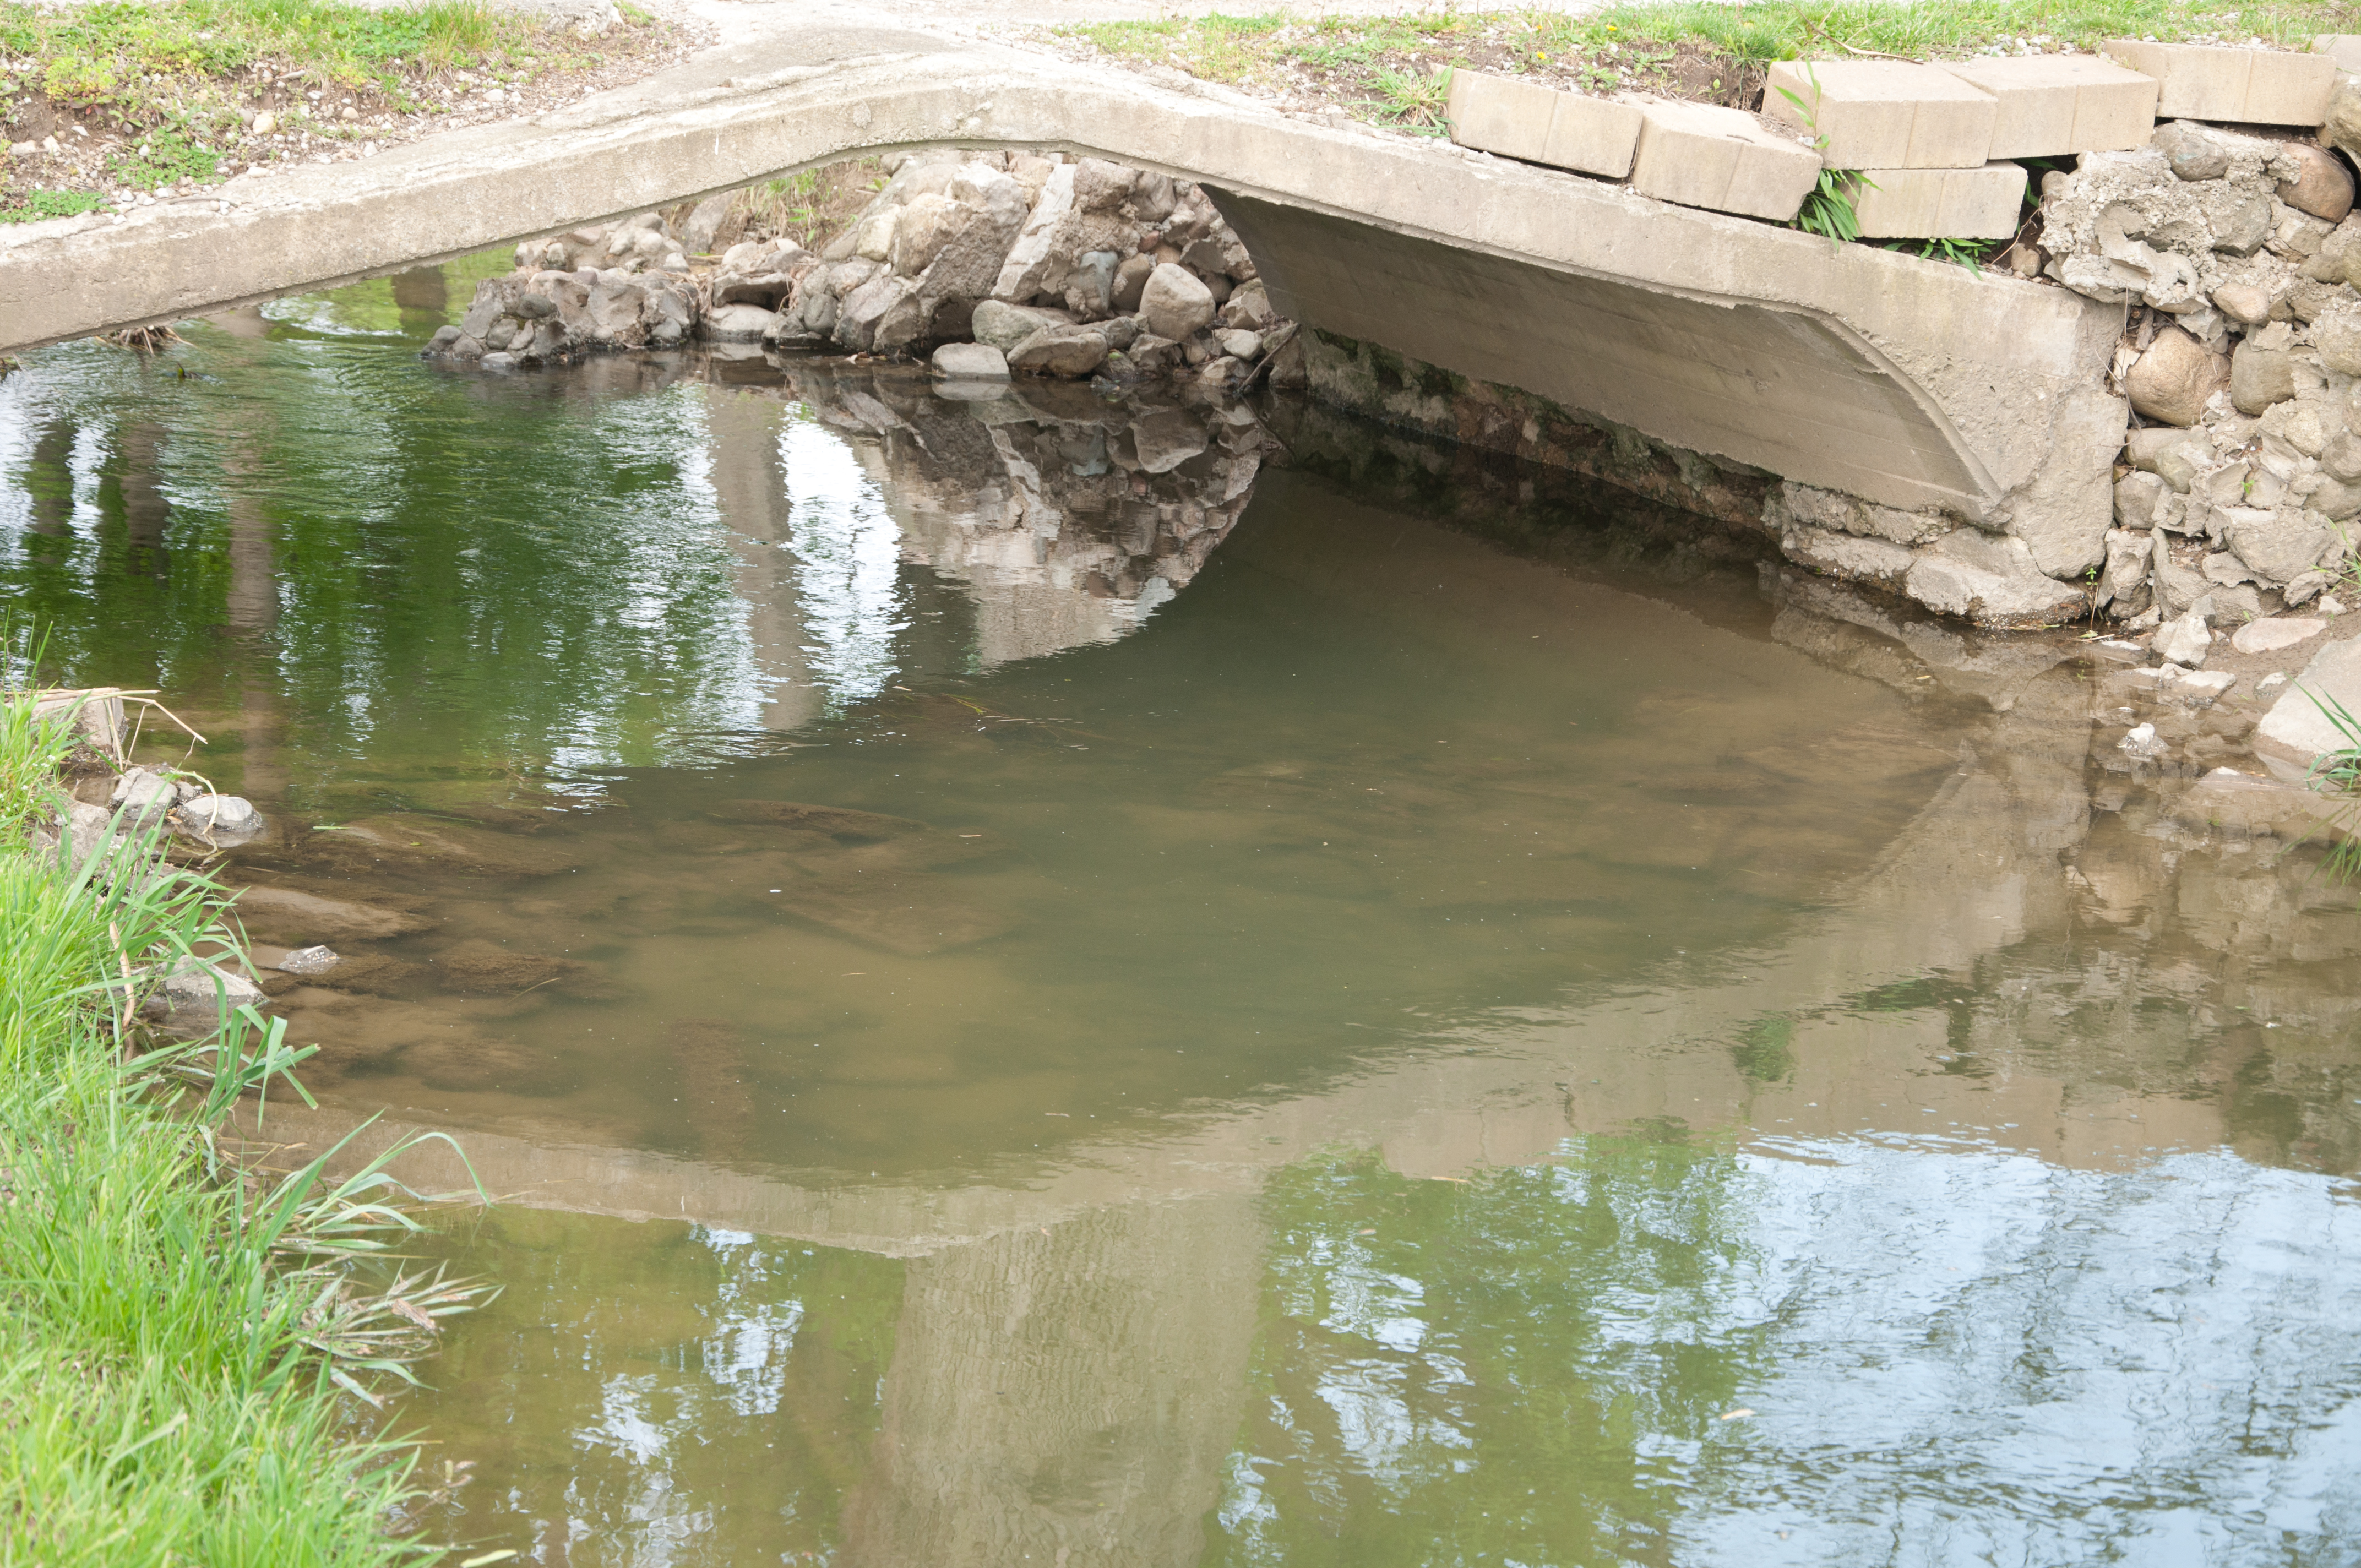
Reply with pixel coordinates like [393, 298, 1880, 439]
[425, 149, 1302, 395]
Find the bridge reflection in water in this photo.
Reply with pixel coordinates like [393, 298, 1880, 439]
[4, 289, 2357, 1565]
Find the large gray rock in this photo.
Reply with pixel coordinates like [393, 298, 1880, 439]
[110, 767, 176, 831]
[2114, 470, 2171, 527]
[912, 186, 1026, 314]
[1064, 250, 1120, 318]
[834, 276, 922, 353]
[2223, 505, 2337, 583]
[701, 302, 780, 342]
[176, 793, 261, 837]
[1007, 325, 1109, 378]
[889, 193, 965, 276]
[2232, 616, 2326, 654]
[2313, 297, 2361, 375]
[2155, 606, 2215, 665]
[933, 341, 1010, 379]
[1140, 263, 1216, 342]
[972, 298, 1073, 353]
[1071, 157, 1138, 213]
[33, 800, 113, 865]
[2231, 339, 2297, 414]
[1111, 254, 1155, 313]
[2095, 527, 2153, 609]
[2151, 534, 2210, 613]
[2125, 326, 2221, 427]
[160, 960, 264, 1017]
[2153, 122, 2229, 182]
[992, 162, 1078, 301]
[1902, 530, 2087, 628]
[2256, 632, 2361, 766]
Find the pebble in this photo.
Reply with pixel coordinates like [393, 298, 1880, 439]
[275, 944, 341, 976]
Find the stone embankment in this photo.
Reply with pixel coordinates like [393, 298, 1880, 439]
[1441, 36, 2361, 650]
[23, 688, 342, 1023]
[2030, 83, 2361, 661]
[426, 150, 1301, 394]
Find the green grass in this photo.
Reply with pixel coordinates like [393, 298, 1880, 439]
[1054, 0, 2356, 123]
[0, 687, 491, 1564]
[2, 0, 546, 105]
[1, 0, 667, 209]
[0, 187, 102, 221]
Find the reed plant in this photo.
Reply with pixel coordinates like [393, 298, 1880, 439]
[0, 690, 487, 1564]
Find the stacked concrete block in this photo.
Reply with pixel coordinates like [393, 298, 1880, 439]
[2101, 40, 2337, 125]
[1938, 55, 2158, 156]
[1444, 70, 1559, 164]
[1443, 69, 1644, 178]
[1628, 98, 1821, 221]
[1763, 59, 1998, 167]
[1848, 162, 2029, 239]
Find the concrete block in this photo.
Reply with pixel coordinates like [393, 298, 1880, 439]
[1444, 70, 1643, 178]
[1764, 59, 1998, 169]
[1938, 55, 2158, 157]
[2101, 39, 2337, 126]
[1445, 69, 1557, 163]
[1629, 97, 1821, 221]
[1542, 92, 1645, 179]
[1848, 161, 2030, 239]
[2315, 35, 2361, 74]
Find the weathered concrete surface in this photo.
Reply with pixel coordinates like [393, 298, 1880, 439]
[0, 28, 2121, 532]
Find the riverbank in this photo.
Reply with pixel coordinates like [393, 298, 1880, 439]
[0, 689, 486, 1562]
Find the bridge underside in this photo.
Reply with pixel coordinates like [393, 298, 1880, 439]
[0, 28, 2123, 548]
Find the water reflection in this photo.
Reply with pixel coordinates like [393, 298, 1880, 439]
[7, 264, 2361, 1564]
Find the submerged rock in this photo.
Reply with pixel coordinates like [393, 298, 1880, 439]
[175, 793, 262, 838]
[230, 884, 438, 944]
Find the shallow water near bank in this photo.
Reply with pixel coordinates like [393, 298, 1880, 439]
[5, 271, 2361, 1565]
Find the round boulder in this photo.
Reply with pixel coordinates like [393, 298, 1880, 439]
[702, 303, 782, 343]
[1140, 263, 1216, 343]
[933, 341, 1010, 379]
[1008, 325, 1109, 379]
[2126, 327, 2224, 427]
[2210, 282, 2273, 324]
[2278, 142, 2357, 223]
[2153, 121, 2228, 182]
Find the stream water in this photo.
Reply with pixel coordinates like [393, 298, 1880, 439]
[4, 268, 2360, 1566]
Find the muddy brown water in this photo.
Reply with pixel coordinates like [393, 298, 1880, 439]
[4, 271, 2360, 1566]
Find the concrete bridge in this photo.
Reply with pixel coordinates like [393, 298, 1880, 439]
[1, 25, 2124, 566]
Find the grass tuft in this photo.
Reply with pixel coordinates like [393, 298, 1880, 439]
[0, 678, 491, 1562]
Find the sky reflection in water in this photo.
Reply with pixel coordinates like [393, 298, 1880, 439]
[2, 269, 2359, 1566]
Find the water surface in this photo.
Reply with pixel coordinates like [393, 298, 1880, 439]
[4, 271, 2358, 1566]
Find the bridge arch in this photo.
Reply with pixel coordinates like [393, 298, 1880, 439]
[0, 27, 2121, 531]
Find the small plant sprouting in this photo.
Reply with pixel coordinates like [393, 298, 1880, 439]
[1905, 236, 1989, 275]
[1796, 167, 1869, 245]
[2302, 686, 2361, 890]
[1775, 63, 1868, 248]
